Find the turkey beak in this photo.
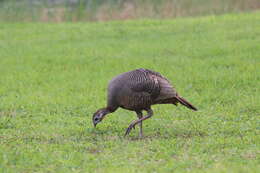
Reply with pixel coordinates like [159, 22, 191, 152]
[93, 121, 97, 128]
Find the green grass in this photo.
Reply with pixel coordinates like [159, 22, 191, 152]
[0, 11, 260, 172]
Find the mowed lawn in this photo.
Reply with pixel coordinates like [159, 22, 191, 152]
[0, 12, 259, 172]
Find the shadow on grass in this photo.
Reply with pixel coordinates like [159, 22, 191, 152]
[125, 130, 208, 141]
[86, 126, 208, 141]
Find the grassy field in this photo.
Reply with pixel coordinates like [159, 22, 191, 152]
[0, 11, 260, 172]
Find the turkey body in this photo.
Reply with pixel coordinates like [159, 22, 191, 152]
[108, 68, 175, 111]
[92, 68, 197, 137]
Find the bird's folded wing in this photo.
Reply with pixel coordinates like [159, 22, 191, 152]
[129, 75, 160, 99]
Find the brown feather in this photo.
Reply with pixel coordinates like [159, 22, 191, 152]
[176, 95, 197, 111]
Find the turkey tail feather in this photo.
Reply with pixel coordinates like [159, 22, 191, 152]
[176, 96, 197, 111]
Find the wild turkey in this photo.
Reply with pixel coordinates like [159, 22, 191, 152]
[93, 68, 197, 137]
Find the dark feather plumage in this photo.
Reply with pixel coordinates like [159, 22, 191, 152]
[93, 68, 197, 137]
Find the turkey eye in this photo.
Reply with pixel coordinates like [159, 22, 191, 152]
[94, 118, 99, 121]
